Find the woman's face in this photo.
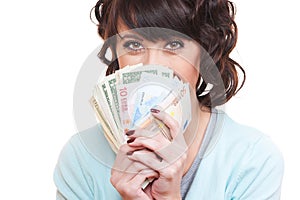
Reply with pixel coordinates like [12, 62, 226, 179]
[115, 24, 201, 89]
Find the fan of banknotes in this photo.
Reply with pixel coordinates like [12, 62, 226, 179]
[90, 63, 192, 153]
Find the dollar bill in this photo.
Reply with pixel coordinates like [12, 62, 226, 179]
[117, 64, 173, 84]
[103, 75, 125, 142]
[99, 81, 124, 144]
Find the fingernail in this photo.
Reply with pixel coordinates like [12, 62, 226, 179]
[126, 151, 133, 156]
[127, 138, 135, 143]
[150, 108, 160, 113]
[125, 130, 135, 136]
[155, 153, 163, 162]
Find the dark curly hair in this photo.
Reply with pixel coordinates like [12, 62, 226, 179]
[92, 0, 245, 108]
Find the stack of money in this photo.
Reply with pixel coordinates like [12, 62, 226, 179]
[90, 64, 192, 153]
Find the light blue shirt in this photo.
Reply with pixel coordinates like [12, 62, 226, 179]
[54, 111, 284, 199]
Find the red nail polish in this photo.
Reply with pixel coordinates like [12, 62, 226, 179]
[150, 108, 160, 113]
[125, 130, 135, 136]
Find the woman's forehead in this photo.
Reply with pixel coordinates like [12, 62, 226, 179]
[116, 21, 192, 42]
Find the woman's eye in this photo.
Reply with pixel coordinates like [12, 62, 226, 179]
[165, 40, 184, 51]
[123, 41, 144, 52]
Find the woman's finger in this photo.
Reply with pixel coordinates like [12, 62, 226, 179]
[127, 130, 187, 164]
[128, 142, 187, 170]
[112, 168, 157, 200]
[112, 144, 145, 172]
[126, 127, 160, 139]
[151, 109, 180, 139]
[128, 133, 170, 152]
[128, 150, 168, 171]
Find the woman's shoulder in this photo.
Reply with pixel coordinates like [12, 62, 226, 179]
[209, 110, 277, 149]
[188, 110, 284, 199]
[219, 112, 284, 198]
[211, 110, 283, 160]
[203, 109, 284, 177]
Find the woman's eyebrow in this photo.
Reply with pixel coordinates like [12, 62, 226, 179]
[118, 33, 144, 41]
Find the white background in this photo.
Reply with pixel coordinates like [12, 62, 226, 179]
[0, 0, 299, 199]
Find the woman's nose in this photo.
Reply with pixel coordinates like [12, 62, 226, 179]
[142, 48, 170, 67]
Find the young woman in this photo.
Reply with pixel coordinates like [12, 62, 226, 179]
[54, 0, 284, 199]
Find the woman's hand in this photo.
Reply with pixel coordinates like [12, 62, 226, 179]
[127, 109, 188, 200]
[110, 143, 158, 200]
